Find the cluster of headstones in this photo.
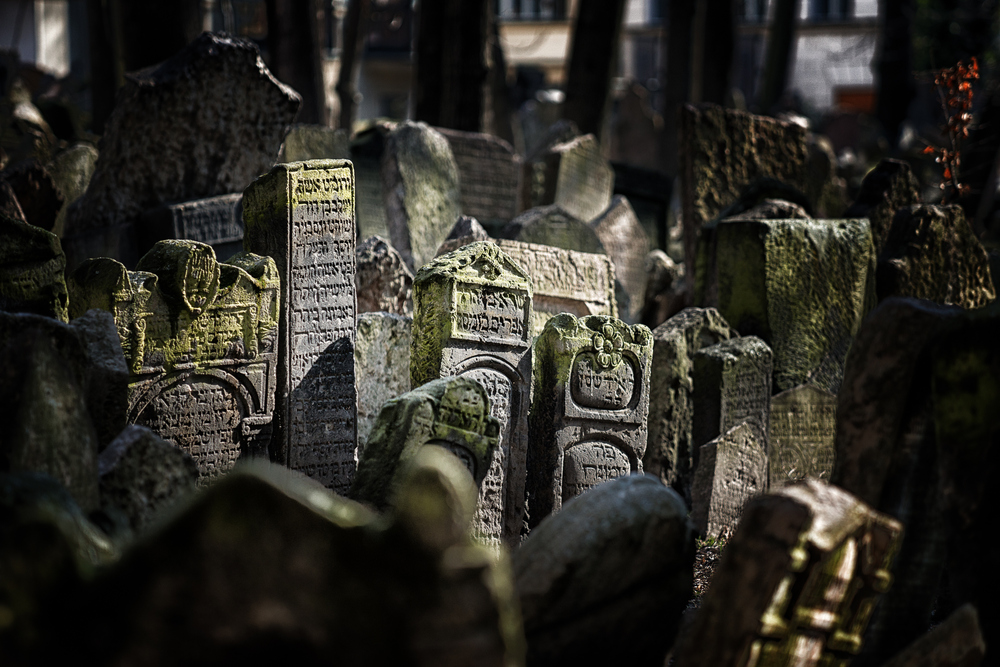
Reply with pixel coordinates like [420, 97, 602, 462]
[1, 31, 995, 667]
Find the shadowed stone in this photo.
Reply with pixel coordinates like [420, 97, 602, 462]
[640, 249, 686, 328]
[1, 160, 63, 232]
[437, 127, 520, 232]
[44, 143, 98, 238]
[878, 605, 984, 667]
[845, 158, 921, 254]
[591, 195, 650, 320]
[137, 193, 244, 262]
[67, 309, 129, 450]
[355, 312, 411, 450]
[355, 235, 413, 316]
[522, 134, 613, 223]
[691, 422, 768, 538]
[769, 384, 836, 488]
[499, 204, 606, 255]
[278, 124, 350, 163]
[351, 122, 393, 240]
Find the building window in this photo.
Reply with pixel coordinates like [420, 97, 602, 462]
[809, 0, 852, 21]
[497, 0, 567, 21]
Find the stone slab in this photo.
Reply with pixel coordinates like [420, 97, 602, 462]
[355, 312, 411, 450]
[769, 384, 836, 488]
[591, 194, 650, 320]
[137, 193, 244, 262]
[436, 127, 519, 232]
[691, 422, 768, 538]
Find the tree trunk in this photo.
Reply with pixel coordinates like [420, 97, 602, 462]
[562, 0, 628, 141]
[661, 0, 694, 179]
[86, 0, 121, 134]
[757, 0, 799, 113]
[487, 0, 514, 143]
[267, 0, 327, 125]
[875, 0, 915, 151]
[414, 0, 492, 133]
[335, 0, 372, 132]
[699, 0, 736, 105]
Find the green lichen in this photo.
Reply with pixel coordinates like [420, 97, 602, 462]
[0, 212, 70, 322]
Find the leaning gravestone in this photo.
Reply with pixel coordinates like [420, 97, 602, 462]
[45, 143, 99, 238]
[715, 217, 875, 394]
[499, 204, 607, 255]
[355, 312, 411, 449]
[844, 158, 921, 254]
[768, 384, 836, 488]
[524, 134, 614, 223]
[673, 480, 903, 667]
[137, 193, 244, 262]
[527, 314, 653, 528]
[382, 121, 461, 271]
[591, 195, 650, 320]
[63, 32, 300, 271]
[411, 242, 532, 547]
[68, 241, 280, 483]
[355, 235, 413, 316]
[436, 127, 520, 233]
[645, 308, 736, 503]
[243, 160, 357, 493]
[691, 421, 768, 538]
[350, 376, 500, 509]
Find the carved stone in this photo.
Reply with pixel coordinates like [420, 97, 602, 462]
[355, 235, 413, 316]
[527, 314, 653, 528]
[350, 122, 393, 240]
[355, 312, 411, 449]
[591, 195, 650, 320]
[68, 241, 279, 484]
[844, 158, 921, 254]
[411, 242, 533, 547]
[243, 160, 357, 493]
[691, 422, 768, 538]
[138, 193, 244, 262]
[499, 204, 606, 255]
[524, 134, 613, 223]
[436, 127, 519, 232]
[769, 384, 836, 488]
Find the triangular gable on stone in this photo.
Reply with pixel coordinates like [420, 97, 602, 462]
[416, 241, 531, 292]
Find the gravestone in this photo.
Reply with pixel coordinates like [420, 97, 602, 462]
[691, 422, 768, 538]
[355, 312, 411, 449]
[138, 193, 244, 261]
[715, 217, 876, 394]
[527, 314, 653, 528]
[63, 33, 300, 271]
[692, 336, 773, 467]
[844, 158, 921, 254]
[1, 160, 63, 232]
[350, 376, 500, 509]
[355, 235, 413, 316]
[591, 195, 649, 320]
[436, 127, 520, 233]
[514, 474, 694, 666]
[435, 215, 491, 255]
[382, 121, 461, 271]
[521, 134, 613, 223]
[499, 204, 606, 255]
[877, 204, 995, 309]
[611, 162, 671, 251]
[278, 124, 350, 163]
[411, 241, 532, 547]
[673, 480, 903, 667]
[0, 183, 70, 321]
[350, 122, 394, 240]
[44, 143, 98, 238]
[644, 307, 736, 503]
[243, 160, 357, 493]
[68, 241, 280, 483]
[609, 84, 662, 172]
[640, 249, 685, 328]
[769, 384, 836, 488]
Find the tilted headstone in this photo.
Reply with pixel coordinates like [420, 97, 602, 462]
[715, 217, 875, 394]
[355, 312, 411, 450]
[680, 104, 813, 276]
[355, 235, 413, 316]
[278, 124, 350, 163]
[522, 134, 613, 223]
[68, 241, 280, 482]
[691, 422, 768, 538]
[844, 158, 921, 254]
[645, 308, 736, 503]
[692, 335, 772, 473]
[514, 474, 694, 666]
[609, 84, 662, 171]
[411, 242, 532, 547]
[527, 314, 653, 528]
[350, 122, 393, 240]
[243, 160, 357, 492]
[672, 480, 903, 667]
[877, 204, 995, 309]
[591, 194, 650, 320]
[63, 33, 300, 270]
[768, 384, 836, 488]
[351, 376, 500, 509]
[436, 127, 520, 233]
[0, 181, 69, 321]
[382, 120, 461, 271]
[499, 204, 606, 255]
[137, 193, 244, 262]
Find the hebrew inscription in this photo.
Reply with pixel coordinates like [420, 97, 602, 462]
[562, 441, 631, 501]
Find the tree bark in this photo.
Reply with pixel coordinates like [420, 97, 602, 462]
[335, 0, 372, 132]
[562, 0, 628, 141]
[757, 0, 799, 113]
[266, 0, 327, 125]
[661, 0, 694, 179]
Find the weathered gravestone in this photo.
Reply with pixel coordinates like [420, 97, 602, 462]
[436, 126, 520, 233]
[355, 235, 413, 316]
[673, 480, 903, 667]
[527, 314, 653, 528]
[351, 376, 500, 510]
[355, 312, 411, 450]
[45, 143, 99, 238]
[243, 160, 357, 492]
[612, 161, 671, 251]
[691, 422, 768, 538]
[350, 121, 393, 240]
[411, 241, 532, 546]
[137, 193, 244, 262]
[42, 453, 525, 666]
[278, 124, 350, 163]
[877, 204, 995, 309]
[382, 120, 461, 271]
[640, 249, 686, 328]
[63, 33, 300, 271]
[715, 217, 875, 394]
[844, 158, 921, 254]
[514, 474, 694, 667]
[499, 204, 607, 255]
[644, 307, 736, 503]
[435, 215, 492, 256]
[769, 384, 836, 488]
[520, 134, 613, 223]
[591, 195, 649, 320]
[692, 336, 773, 468]
[68, 241, 280, 483]
[609, 84, 662, 172]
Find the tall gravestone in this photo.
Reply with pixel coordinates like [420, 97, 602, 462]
[844, 158, 921, 254]
[769, 384, 837, 488]
[138, 193, 244, 262]
[350, 122, 393, 240]
[436, 127, 520, 234]
[527, 314, 653, 528]
[355, 312, 411, 449]
[68, 241, 280, 482]
[242, 160, 358, 493]
[591, 195, 649, 320]
[411, 242, 532, 547]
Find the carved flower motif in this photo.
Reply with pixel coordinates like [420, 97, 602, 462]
[592, 323, 625, 369]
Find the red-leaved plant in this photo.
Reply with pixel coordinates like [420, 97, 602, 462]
[922, 57, 980, 203]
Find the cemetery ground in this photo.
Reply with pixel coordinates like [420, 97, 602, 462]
[1, 30, 999, 667]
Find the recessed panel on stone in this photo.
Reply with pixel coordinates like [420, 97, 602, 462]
[528, 314, 653, 528]
[769, 384, 837, 488]
[242, 160, 357, 493]
[138, 193, 244, 261]
[412, 242, 532, 547]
